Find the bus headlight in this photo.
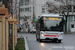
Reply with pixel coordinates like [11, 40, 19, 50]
[41, 33, 44, 36]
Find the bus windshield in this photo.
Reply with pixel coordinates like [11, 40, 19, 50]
[40, 17, 63, 31]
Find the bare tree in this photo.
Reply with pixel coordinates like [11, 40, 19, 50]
[46, 0, 74, 31]
[46, 0, 73, 15]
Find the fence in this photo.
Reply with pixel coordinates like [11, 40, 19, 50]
[0, 4, 18, 50]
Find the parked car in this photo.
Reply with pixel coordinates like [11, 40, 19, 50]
[28, 27, 36, 33]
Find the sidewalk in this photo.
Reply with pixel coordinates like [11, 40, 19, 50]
[64, 32, 75, 34]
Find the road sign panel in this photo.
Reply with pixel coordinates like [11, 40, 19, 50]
[18, 24, 21, 27]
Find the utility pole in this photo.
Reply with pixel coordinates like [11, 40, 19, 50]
[18, 2, 20, 31]
[24, 15, 27, 32]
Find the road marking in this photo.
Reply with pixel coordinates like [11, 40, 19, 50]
[45, 47, 52, 50]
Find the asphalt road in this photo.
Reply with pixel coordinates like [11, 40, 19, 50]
[18, 32, 75, 50]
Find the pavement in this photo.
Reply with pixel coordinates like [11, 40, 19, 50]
[18, 32, 75, 50]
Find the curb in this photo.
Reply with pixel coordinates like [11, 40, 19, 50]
[24, 37, 29, 50]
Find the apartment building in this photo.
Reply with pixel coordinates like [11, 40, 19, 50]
[19, 0, 49, 32]
[20, 0, 75, 32]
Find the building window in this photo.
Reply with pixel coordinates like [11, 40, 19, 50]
[25, 0, 29, 5]
[73, 6, 75, 9]
[42, 8, 45, 10]
[20, 3, 24, 6]
[25, 8, 29, 12]
[74, 16, 75, 21]
[30, 7, 31, 12]
[20, 17, 24, 20]
[20, 0, 24, 6]
[71, 16, 73, 21]
[73, 6, 75, 12]
[54, 0, 61, 2]
[42, 11, 45, 13]
[71, 16, 75, 21]
[71, 25, 74, 28]
[69, 6, 72, 12]
[20, 8, 24, 12]
[42, 8, 45, 13]
[26, 16, 29, 19]
[20, 8, 22, 12]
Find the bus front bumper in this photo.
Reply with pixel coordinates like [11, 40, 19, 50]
[40, 34, 63, 40]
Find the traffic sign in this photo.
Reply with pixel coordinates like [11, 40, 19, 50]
[34, 17, 36, 22]
[18, 24, 21, 27]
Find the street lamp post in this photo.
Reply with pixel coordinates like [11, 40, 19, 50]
[17, 2, 20, 27]
[18, 2, 21, 31]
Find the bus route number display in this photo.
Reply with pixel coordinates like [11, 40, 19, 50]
[43, 17, 61, 20]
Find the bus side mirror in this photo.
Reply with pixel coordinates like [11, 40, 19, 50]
[64, 20, 66, 24]
[62, 18, 66, 24]
[38, 18, 42, 23]
[38, 19, 40, 23]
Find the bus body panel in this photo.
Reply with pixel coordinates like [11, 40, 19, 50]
[40, 31, 63, 40]
[36, 14, 64, 42]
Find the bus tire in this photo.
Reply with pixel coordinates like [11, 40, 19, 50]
[39, 39, 42, 42]
[58, 40, 61, 43]
[36, 38, 38, 41]
[39, 38, 42, 42]
[52, 40, 54, 42]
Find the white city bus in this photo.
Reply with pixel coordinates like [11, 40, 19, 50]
[36, 14, 65, 43]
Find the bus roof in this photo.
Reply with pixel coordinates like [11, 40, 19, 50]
[41, 14, 63, 17]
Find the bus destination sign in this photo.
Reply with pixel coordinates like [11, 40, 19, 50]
[43, 17, 61, 20]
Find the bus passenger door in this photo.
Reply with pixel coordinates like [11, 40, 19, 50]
[38, 23, 40, 38]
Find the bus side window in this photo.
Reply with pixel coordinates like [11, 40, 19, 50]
[62, 18, 66, 24]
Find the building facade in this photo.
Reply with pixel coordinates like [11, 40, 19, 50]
[19, 0, 49, 32]
[69, 5, 75, 32]
[20, 0, 75, 32]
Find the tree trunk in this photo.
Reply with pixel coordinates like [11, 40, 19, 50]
[65, 16, 67, 32]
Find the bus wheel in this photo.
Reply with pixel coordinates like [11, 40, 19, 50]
[38, 37, 42, 42]
[36, 38, 38, 41]
[58, 40, 61, 43]
[39, 39, 42, 42]
[52, 40, 54, 42]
